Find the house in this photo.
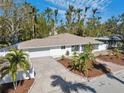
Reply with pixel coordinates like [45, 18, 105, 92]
[13, 33, 107, 58]
[0, 33, 107, 58]
[96, 35, 123, 49]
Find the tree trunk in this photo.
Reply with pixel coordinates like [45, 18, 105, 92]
[13, 81, 17, 93]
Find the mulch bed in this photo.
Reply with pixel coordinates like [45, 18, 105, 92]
[1, 79, 34, 93]
[58, 58, 110, 78]
[98, 54, 124, 66]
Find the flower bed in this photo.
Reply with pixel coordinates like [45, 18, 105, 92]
[98, 54, 124, 66]
[58, 58, 110, 78]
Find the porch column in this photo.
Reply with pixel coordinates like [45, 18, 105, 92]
[79, 45, 82, 53]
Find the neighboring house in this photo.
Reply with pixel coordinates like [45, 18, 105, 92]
[16, 33, 107, 58]
[96, 35, 123, 49]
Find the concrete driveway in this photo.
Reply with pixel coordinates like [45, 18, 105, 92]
[29, 57, 124, 93]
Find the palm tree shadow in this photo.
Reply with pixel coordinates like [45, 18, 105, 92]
[93, 63, 124, 84]
[106, 72, 124, 84]
[51, 75, 96, 93]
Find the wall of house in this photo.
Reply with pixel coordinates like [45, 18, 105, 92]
[50, 46, 73, 58]
[25, 48, 50, 58]
[27, 45, 83, 58]
[25, 46, 73, 58]
[93, 44, 108, 52]
[0, 67, 35, 84]
[0, 44, 108, 58]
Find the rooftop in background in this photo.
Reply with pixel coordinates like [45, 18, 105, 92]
[97, 35, 123, 41]
[18, 33, 103, 50]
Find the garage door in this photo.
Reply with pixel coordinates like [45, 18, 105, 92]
[27, 48, 50, 58]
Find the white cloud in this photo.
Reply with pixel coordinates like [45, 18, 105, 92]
[46, 0, 111, 11]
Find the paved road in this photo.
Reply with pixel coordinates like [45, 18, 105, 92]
[29, 57, 124, 93]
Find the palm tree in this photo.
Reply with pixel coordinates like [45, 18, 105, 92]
[76, 8, 83, 22]
[44, 8, 53, 23]
[51, 9, 58, 35]
[31, 7, 37, 38]
[23, 2, 38, 38]
[65, 5, 75, 25]
[92, 8, 98, 18]
[0, 48, 30, 90]
[79, 44, 95, 78]
[54, 9, 58, 24]
[83, 6, 90, 36]
[84, 6, 90, 19]
[65, 10, 72, 25]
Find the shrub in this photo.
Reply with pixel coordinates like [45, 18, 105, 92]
[65, 51, 70, 56]
[61, 55, 65, 60]
[71, 44, 96, 77]
[72, 52, 80, 70]
[113, 48, 121, 58]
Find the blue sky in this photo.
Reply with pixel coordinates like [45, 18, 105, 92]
[27, 0, 124, 22]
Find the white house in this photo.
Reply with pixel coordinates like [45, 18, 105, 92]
[13, 33, 107, 58]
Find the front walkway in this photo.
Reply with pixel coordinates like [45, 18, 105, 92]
[29, 57, 124, 93]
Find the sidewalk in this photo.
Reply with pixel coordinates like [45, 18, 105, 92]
[96, 58, 124, 72]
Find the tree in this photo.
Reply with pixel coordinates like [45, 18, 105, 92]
[72, 52, 80, 70]
[65, 5, 75, 32]
[71, 44, 95, 79]
[82, 6, 90, 36]
[22, 2, 38, 38]
[36, 14, 51, 38]
[30, 6, 38, 38]
[54, 9, 58, 24]
[0, 48, 30, 91]
[113, 48, 121, 58]
[119, 13, 124, 35]
[76, 8, 83, 22]
[0, 3, 28, 44]
[0, 0, 13, 17]
[103, 16, 119, 36]
[79, 44, 95, 78]
[44, 8, 54, 23]
[85, 17, 102, 36]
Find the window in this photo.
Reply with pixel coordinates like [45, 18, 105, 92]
[61, 46, 66, 49]
[71, 45, 79, 51]
[81, 45, 84, 51]
[93, 44, 99, 49]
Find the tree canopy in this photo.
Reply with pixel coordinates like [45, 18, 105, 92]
[0, 1, 124, 47]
